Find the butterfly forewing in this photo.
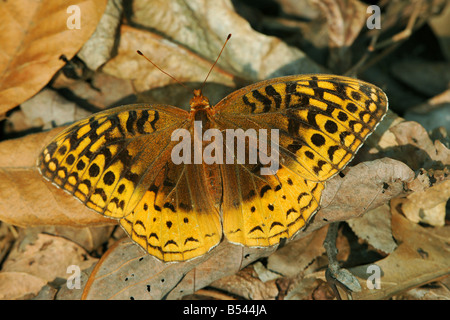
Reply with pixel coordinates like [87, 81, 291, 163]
[39, 105, 184, 215]
[38, 104, 223, 262]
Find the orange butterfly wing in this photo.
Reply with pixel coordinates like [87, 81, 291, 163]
[213, 74, 387, 247]
[38, 104, 222, 262]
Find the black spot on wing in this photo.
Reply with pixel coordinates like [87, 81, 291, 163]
[249, 225, 264, 234]
[260, 185, 271, 197]
[311, 134, 325, 147]
[184, 237, 199, 245]
[164, 202, 176, 212]
[327, 145, 340, 162]
[103, 171, 116, 186]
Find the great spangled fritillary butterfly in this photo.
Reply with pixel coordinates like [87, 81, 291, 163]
[38, 31, 387, 264]
[37, 73, 388, 262]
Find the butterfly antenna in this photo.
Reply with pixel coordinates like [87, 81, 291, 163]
[137, 50, 190, 91]
[200, 33, 232, 92]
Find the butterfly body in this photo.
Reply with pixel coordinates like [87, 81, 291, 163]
[38, 74, 388, 262]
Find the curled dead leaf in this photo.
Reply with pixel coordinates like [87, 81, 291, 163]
[315, 157, 415, 227]
[311, 0, 367, 71]
[19, 89, 92, 131]
[266, 226, 328, 278]
[378, 120, 450, 170]
[209, 265, 279, 300]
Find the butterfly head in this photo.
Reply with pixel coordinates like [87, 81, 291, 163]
[190, 89, 210, 111]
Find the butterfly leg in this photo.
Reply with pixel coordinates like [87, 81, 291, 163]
[323, 222, 361, 300]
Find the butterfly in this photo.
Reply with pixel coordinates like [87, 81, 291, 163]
[37, 71, 388, 262]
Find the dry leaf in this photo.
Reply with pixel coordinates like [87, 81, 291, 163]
[375, 120, 450, 170]
[285, 277, 332, 300]
[77, 0, 123, 70]
[33, 284, 59, 300]
[276, 0, 320, 20]
[0, 0, 108, 115]
[130, 0, 324, 79]
[20, 89, 92, 130]
[395, 276, 450, 300]
[347, 203, 397, 254]
[392, 173, 450, 227]
[253, 261, 282, 282]
[1, 233, 97, 282]
[209, 266, 279, 300]
[102, 25, 236, 94]
[349, 210, 450, 300]
[266, 226, 328, 277]
[312, 0, 367, 48]
[311, 0, 367, 70]
[24, 225, 115, 252]
[51, 71, 137, 111]
[54, 264, 96, 300]
[0, 272, 47, 300]
[314, 158, 415, 227]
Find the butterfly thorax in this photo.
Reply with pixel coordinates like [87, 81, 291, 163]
[190, 89, 210, 111]
[190, 89, 217, 131]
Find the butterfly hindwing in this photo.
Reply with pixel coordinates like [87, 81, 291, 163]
[220, 161, 324, 247]
[120, 162, 222, 262]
